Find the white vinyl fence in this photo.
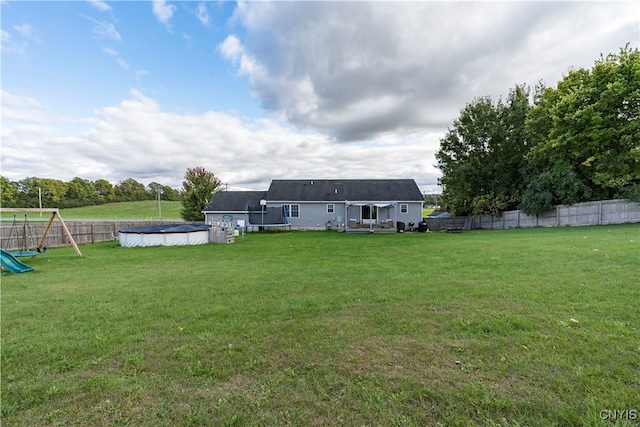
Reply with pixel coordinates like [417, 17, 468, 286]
[427, 199, 640, 231]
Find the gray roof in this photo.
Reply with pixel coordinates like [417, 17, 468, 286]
[203, 190, 267, 212]
[267, 179, 423, 202]
[203, 179, 422, 212]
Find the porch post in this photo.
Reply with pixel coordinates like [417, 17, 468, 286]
[394, 203, 398, 230]
[344, 201, 348, 232]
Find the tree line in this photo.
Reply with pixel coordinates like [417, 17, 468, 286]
[1, 167, 222, 222]
[436, 45, 639, 216]
[0, 176, 181, 209]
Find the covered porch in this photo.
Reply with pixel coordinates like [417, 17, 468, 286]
[343, 201, 398, 233]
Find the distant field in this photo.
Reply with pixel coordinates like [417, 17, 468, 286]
[60, 201, 183, 220]
[2, 225, 638, 425]
[1, 201, 183, 221]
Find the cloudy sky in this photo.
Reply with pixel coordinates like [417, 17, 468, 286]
[2, 1, 638, 193]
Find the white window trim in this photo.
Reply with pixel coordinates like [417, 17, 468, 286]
[282, 204, 300, 218]
[400, 203, 409, 213]
[327, 204, 335, 213]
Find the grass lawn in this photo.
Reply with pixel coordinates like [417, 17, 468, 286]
[1, 201, 183, 221]
[2, 225, 639, 426]
[59, 201, 183, 220]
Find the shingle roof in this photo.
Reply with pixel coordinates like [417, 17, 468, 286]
[203, 180, 423, 212]
[266, 179, 423, 202]
[203, 190, 267, 212]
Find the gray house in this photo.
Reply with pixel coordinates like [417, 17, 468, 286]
[202, 179, 424, 232]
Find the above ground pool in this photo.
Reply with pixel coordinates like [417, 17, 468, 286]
[118, 224, 211, 247]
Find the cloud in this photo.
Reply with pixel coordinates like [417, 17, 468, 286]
[88, 0, 112, 12]
[194, 2, 209, 26]
[101, 46, 128, 69]
[222, 2, 640, 142]
[136, 70, 150, 82]
[87, 17, 122, 41]
[152, 0, 176, 26]
[1, 92, 97, 179]
[1, 90, 441, 192]
[1, 22, 38, 55]
[0, 29, 23, 54]
[13, 23, 33, 37]
[218, 35, 243, 61]
[1, 90, 45, 109]
[102, 46, 118, 56]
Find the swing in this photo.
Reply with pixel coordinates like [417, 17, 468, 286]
[0, 208, 80, 257]
[4, 214, 44, 257]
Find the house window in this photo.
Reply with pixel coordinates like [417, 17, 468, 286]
[362, 205, 377, 220]
[400, 204, 408, 213]
[327, 204, 335, 213]
[282, 204, 300, 218]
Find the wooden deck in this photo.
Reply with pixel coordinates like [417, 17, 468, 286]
[344, 223, 398, 233]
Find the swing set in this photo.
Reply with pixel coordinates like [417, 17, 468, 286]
[0, 208, 82, 258]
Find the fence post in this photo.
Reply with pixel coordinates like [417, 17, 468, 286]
[599, 201, 603, 225]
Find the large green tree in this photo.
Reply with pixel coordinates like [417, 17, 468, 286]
[180, 167, 221, 221]
[436, 85, 531, 215]
[521, 45, 640, 214]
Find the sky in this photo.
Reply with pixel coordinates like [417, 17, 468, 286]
[1, 1, 639, 194]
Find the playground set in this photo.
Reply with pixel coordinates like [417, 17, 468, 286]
[0, 208, 82, 273]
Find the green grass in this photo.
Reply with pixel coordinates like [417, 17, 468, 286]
[1, 201, 183, 221]
[2, 225, 639, 426]
[60, 201, 183, 220]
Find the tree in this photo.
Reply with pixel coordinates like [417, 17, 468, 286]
[0, 176, 18, 207]
[521, 45, 640, 214]
[147, 182, 180, 201]
[114, 178, 148, 202]
[162, 185, 180, 201]
[16, 177, 67, 207]
[435, 85, 531, 215]
[423, 194, 439, 208]
[146, 182, 164, 200]
[94, 179, 115, 204]
[65, 177, 98, 206]
[180, 167, 221, 221]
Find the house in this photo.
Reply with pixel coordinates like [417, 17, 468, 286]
[202, 179, 424, 232]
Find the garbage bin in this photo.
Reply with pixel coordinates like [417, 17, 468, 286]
[418, 221, 428, 232]
[396, 221, 405, 232]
